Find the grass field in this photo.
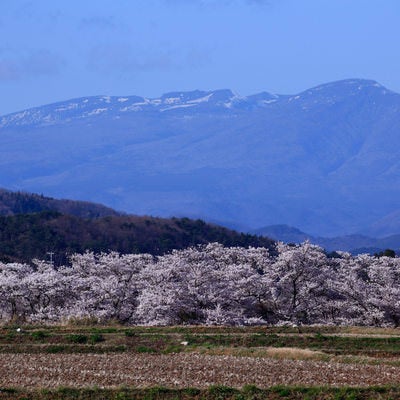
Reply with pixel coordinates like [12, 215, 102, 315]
[2, 325, 400, 399]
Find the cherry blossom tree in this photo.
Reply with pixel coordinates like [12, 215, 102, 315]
[267, 242, 331, 325]
[136, 244, 273, 325]
[65, 252, 153, 323]
[0, 242, 399, 326]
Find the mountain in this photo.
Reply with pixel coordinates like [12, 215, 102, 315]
[254, 224, 400, 254]
[252, 225, 312, 244]
[0, 188, 120, 218]
[1, 79, 400, 236]
[0, 211, 275, 264]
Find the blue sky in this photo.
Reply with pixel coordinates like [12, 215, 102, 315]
[1, 0, 399, 114]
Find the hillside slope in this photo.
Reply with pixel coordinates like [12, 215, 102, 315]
[0, 188, 120, 218]
[0, 212, 275, 264]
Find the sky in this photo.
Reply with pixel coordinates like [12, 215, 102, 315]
[0, 0, 399, 114]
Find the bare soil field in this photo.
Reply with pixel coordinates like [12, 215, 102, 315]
[2, 352, 400, 389]
[2, 326, 400, 399]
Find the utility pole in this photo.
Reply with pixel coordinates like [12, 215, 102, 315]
[46, 252, 55, 265]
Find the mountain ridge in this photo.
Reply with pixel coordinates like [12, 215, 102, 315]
[0, 88, 278, 128]
[0, 188, 121, 218]
[1, 79, 387, 128]
[253, 224, 400, 254]
[1, 78, 399, 237]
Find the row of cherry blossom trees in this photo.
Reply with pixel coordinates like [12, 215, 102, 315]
[0, 242, 399, 326]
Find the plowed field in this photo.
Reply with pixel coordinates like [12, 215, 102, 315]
[2, 353, 400, 388]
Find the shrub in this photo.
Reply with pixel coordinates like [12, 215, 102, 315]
[67, 334, 88, 343]
[89, 333, 104, 344]
[31, 330, 50, 341]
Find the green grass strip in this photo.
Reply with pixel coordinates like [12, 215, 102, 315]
[1, 385, 400, 400]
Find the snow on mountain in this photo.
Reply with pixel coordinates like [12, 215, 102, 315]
[0, 89, 278, 128]
[1, 79, 400, 237]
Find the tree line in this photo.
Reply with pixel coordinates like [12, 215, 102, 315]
[0, 242, 399, 326]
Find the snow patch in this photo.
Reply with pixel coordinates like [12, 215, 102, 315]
[187, 94, 213, 104]
[120, 105, 142, 112]
[118, 97, 129, 103]
[149, 99, 162, 105]
[87, 108, 108, 116]
[160, 104, 197, 112]
[223, 93, 244, 108]
[43, 114, 54, 122]
[55, 103, 78, 112]
[164, 97, 181, 105]
[131, 99, 152, 106]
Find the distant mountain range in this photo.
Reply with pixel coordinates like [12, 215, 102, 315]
[1, 79, 400, 237]
[253, 225, 400, 255]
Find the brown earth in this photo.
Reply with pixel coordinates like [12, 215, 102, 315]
[2, 353, 400, 388]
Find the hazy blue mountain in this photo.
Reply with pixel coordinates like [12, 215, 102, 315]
[252, 225, 313, 244]
[1, 79, 400, 237]
[254, 224, 400, 254]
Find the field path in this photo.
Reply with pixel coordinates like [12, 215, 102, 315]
[2, 353, 400, 388]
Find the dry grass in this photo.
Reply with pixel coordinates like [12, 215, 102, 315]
[198, 345, 400, 367]
[333, 326, 400, 336]
[197, 346, 330, 361]
[258, 346, 328, 360]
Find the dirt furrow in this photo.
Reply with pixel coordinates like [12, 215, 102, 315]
[2, 353, 400, 388]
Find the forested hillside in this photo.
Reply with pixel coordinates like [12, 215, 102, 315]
[0, 188, 119, 218]
[0, 211, 275, 264]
